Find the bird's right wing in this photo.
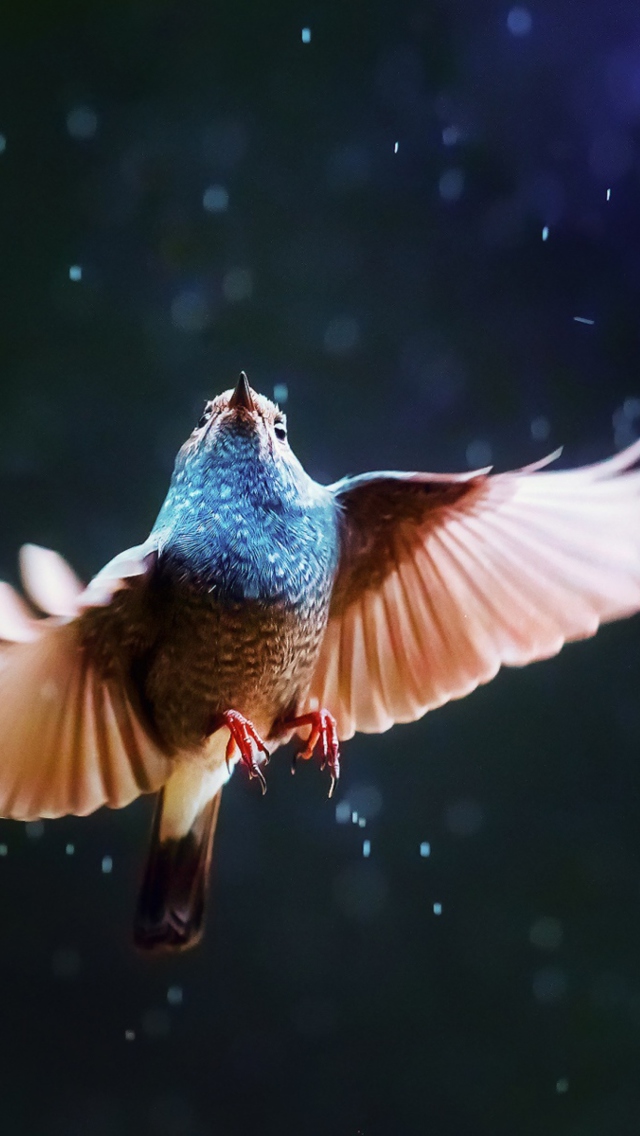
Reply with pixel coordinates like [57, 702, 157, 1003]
[0, 544, 171, 820]
[303, 441, 640, 740]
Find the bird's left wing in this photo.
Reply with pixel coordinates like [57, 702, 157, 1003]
[303, 441, 640, 740]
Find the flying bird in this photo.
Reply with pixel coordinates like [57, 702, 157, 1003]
[1, 371, 639, 952]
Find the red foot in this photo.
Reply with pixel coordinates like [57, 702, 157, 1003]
[221, 710, 269, 794]
[285, 710, 340, 798]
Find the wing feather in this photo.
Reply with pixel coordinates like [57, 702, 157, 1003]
[0, 612, 171, 822]
[306, 442, 640, 740]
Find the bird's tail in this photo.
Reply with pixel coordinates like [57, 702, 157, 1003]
[134, 763, 224, 953]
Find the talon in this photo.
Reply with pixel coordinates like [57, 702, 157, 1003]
[283, 709, 340, 795]
[219, 710, 270, 793]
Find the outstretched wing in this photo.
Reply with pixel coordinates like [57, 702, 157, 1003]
[303, 441, 640, 740]
[0, 543, 170, 820]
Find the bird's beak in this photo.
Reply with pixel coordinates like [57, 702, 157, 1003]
[228, 371, 255, 412]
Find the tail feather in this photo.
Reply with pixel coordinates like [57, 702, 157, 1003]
[134, 787, 222, 953]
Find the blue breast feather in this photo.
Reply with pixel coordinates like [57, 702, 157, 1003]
[151, 433, 339, 606]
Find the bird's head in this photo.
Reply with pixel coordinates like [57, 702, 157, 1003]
[189, 372, 289, 459]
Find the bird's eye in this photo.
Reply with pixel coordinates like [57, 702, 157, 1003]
[274, 422, 287, 442]
[197, 404, 213, 430]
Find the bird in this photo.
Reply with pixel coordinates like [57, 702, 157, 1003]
[1, 370, 640, 952]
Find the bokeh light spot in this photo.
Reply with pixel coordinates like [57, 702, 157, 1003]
[222, 268, 253, 302]
[202, 184, 229, 213]
[507, 7, 532, 36]
[323, 317, 359, 355]
[171, 290, 211, 333]
[466, 439, 492, 468]
[66, 106, 98, 140]
[529, 916, 563, 951]
[439, 168, 465, 202]
[531, 415, 550, 441]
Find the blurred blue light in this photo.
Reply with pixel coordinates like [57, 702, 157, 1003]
[324, 316, 359, 355]
[573, 316, 595, 325]
[101, 855, 113, 874]
[394, 141, 399, 153]
[362, 840, 371, 858]
[442, 126, 460, 147]
[0, 134, 7, 154]
[0, 845, 7, 857]
[301, 27, 311, 43]
[222, 267, 253, 302]
[507, 6, 532, 36]
[273, 382, 288, 403]
[466, 439, 492, 468]
[171, 290, 211, 332]
[202, 184, 229, 213]
[556, 1078, 569, 1094]
[420, 842, 431, 857]
[66, 106, 98, 140]
[69, 265, 82, 282]
[433, 902, 442, 915]
[65, 843, 75, 855]
[531, 415, 550, 442]
[439, 167, 465, 202]
[335, 801, 351, 823]
[542, 226, 549, 241]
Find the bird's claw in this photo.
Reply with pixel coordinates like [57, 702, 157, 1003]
[221, 710, 269, 794]
[286, 709, 340, 797]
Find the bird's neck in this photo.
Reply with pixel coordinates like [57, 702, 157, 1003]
[151, 446, 339, 604]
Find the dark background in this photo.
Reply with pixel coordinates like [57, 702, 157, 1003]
[1, 1, 640, 1133]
